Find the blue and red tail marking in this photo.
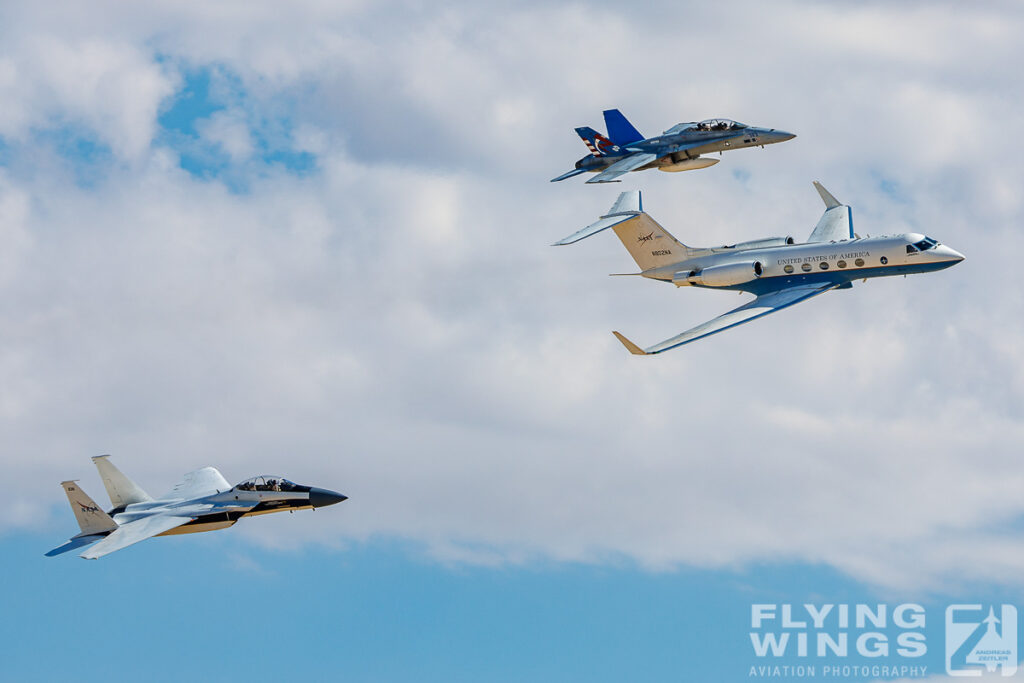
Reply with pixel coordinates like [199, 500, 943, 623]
[575, 127, 621, 157]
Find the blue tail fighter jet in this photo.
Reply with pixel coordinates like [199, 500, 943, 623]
[552, 109, 795, 184]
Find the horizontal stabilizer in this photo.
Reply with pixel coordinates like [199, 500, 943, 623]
[550, 168, 588, 183]
[552, 191, 642, 246]
[813, 181, 841, 209]
[46, 534, 105, 557]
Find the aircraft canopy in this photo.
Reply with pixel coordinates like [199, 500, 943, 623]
[907, 236, 940, 253]
[695, 119, 747, 131]
[235, 475, 307, 492]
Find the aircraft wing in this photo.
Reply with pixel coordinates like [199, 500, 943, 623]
[158, 466, 232, 501]
[585, 153, 659, 184]
[613, 282, 840, 355]
[79, 514, 195, 559]
[807, 181, 854, 242]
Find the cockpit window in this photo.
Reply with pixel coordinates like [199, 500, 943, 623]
[235, 475, 304, 492]
[913, 237, 939, 251]
[906, 244, 918, 253]
[695, 119, 747, 132]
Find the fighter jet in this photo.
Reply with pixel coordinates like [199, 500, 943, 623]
[551, 109, 795, 184]
[553, 184, 963, 354]
[46, 455, 347, 559]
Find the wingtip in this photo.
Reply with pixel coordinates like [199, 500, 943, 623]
[612, 331, 648, 355]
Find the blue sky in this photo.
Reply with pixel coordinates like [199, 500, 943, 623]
[9, 531, 1009, 682]
[2, 1, 1024, 681]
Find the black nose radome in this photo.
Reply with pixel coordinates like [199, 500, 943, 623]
[309, 488, 347, 508]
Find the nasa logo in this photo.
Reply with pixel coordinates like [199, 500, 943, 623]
[637, 232, 654, 243]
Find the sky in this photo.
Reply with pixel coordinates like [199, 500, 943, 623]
[1, 1, 1023, 681]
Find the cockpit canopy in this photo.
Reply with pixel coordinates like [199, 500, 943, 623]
[695, 119, 747, 131]
[906, 236, 940, 253]
[235, 475, 307, 492]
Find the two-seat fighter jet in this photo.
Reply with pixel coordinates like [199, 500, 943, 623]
[46, 455, 347, 559]
[551, 109, 795, 184]
[553, 184, 964, 354]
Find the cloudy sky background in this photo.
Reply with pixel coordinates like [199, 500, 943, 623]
[2, 1, 1023, 680]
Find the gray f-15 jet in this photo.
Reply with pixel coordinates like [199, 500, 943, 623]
[553, 184, 963, 353]
[551, 109, 795, 184]
[47, 455, 347, 559]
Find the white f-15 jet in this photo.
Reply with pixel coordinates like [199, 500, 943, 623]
[47, 455, 347, 559]
[554, 184, 964, 354]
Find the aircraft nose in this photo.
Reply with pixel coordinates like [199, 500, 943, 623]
[309, 488, 348, 508]
[767, 129, 796, 142]
[936, 245, 965, 263]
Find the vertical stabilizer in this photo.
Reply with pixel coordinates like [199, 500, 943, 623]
[575, 126, 617, 157]
[92, 455, 152, 508]
[600, 195, 694, 271]
[60, 481, 117, 535]
[603, 109, 644, 146]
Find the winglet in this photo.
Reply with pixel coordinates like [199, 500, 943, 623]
[813, 181, 841, 209]
[612, 331, 649, 355]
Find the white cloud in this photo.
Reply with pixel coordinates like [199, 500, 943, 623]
[0, 33, 177, 161]
[2, 0, 1024, 591]
[196, 109, 254, 162]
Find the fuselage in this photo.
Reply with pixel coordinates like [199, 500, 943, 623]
[576, 121, 795, 173]
[108, 476, 346, 536]
[642, 233, 964, 295]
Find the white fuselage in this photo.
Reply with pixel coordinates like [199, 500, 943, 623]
[644, 233, 964, 294]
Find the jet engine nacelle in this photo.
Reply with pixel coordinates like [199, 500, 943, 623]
[724, 236, 795, 250]
[657, 156, 720, 172]
[676, 261, 763, 287]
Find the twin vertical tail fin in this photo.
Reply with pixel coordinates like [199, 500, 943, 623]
[92, 455, 152, 508]
[575, 127, 618, 157]
[602, 109, 644, 146]
[60, 481, 117, 536]
[45, 481, 117, 556]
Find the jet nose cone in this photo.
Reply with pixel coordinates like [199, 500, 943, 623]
[937, 245, 965, 263]
[770, 129, 796, 142]
[309, 488, 348, 508]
